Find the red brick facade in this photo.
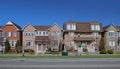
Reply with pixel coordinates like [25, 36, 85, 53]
[2, 21, 22, 49]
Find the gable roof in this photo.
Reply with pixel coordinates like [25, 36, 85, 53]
[34, 26, 50, 31]
[2, 21, 21, 31]
[116, 26, 120, 31]
[103, 24, 118, 31]
[22, 23, 36, 30]
[48, 23, 63, 31]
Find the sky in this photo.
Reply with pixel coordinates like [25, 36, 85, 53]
[0, 0, 120, 28]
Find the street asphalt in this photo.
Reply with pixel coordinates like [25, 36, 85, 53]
[0, 58, 120, 69]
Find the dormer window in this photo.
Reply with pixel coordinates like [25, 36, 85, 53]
[91, 24, 100, 30]
[67, 24, 76, 30]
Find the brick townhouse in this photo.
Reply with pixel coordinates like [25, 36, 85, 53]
[63, 21, 102, 53]
[103, 24, 120, 53]
[0, 26, 6, 52]
[1, 21, 22, 52]
[22, 23, 62, 54]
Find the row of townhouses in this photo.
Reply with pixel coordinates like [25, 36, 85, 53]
[0, 21, 120, 54]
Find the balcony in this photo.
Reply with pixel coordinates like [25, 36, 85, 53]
[0, 37, 6, 42]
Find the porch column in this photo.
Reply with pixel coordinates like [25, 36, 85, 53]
[36, 44, 38, 55]
[41, 44, 44, 55]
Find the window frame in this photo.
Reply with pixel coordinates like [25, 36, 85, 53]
[109, 41, 115, 46]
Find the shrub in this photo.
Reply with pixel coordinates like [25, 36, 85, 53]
[5, 40, 11, 53]
[83, 48, 88, 52]
[100, 50, 106, 54]
[107, 50, 113, 54]
[15, 40, 21, 53]
[24, 49, 34, 54]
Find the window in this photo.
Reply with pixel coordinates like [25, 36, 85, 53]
[91, 24, 100, 30]
[67, 24, 76, 30]
[85, 41, 88, 46]
[9, 40, 17, 47]
[31, 33, 34, 36]
[36, 32, 38, 35]
[93, 32, 98, 37]
[26, 40, 32, 46]
[109, 31, 115, 37]
[14, 32, 18, 37]
[78, 34, 80, 37]
[53, 40, 58, 46]
[46, 32, 48, 35]
[109, 41, 115, 46]
[43, 32, 45, 36]
[69, 32, 74, 37]
[8, 32, 12, 37]
[25, 32, 29, 36]
[39, 32, 41, 35]
[25, 32, 33, 36]
[70, 41, 74, 46]
[52, 31, 58, 36]
[2, 32, 6, 37]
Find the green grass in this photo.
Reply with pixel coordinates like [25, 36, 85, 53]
[0, 54, 120, 59]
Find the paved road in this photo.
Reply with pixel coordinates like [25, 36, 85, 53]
[0, 58, 120, 69]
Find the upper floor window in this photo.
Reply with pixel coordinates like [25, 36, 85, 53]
[69, 32, 74, 37]
[52, 31, 59, 36]
[109, 41, 115, 46]
[14, 32, 18, 37]
[91, 24, 100, 30]
[39, 32, 41, 35]
[35, 31, 48, 36]
[67, 24, 76, 30]
[43, 32, 45, 36]
[93, 32, 99, 37]
[25, 32, 34, 36]
[2, 32, 6, 37]
[109, 31, 115, 37]
[8, 32, 12, 37]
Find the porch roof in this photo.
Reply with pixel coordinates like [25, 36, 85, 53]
[74, 37, 94, 41]
[35, 36, 50, 41]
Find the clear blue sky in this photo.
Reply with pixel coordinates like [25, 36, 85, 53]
[0, 0, 120, 28]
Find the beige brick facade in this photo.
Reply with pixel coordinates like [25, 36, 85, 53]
[64, 21, 102, 53]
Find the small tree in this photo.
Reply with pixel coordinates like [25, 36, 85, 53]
[5, 40, 10, 53]
[99, 37, 105, 52]
[15, 40, 20, 53]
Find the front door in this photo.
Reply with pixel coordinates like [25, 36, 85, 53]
[38, 44, 47, 54]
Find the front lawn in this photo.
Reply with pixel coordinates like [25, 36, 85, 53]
[0, 54, 120, 59]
